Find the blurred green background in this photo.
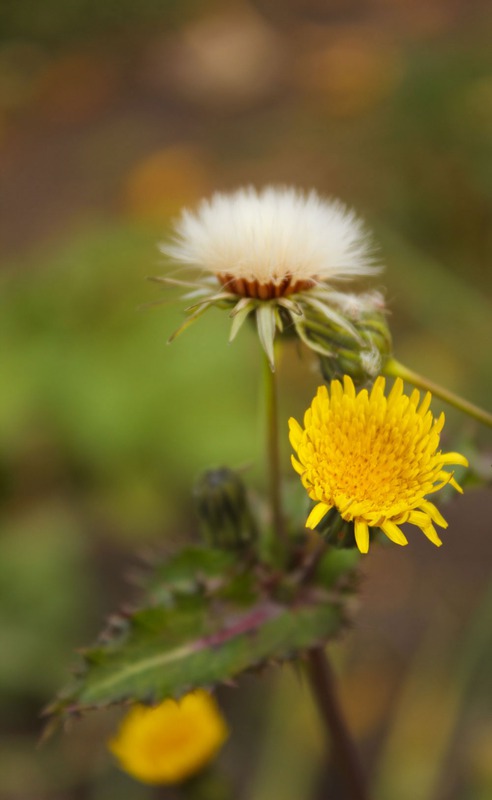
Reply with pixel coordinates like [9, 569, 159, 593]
[1, 0, 492, 798]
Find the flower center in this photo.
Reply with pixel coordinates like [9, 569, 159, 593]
[218, 273, 316, 299]
[318, 419, 424, 514]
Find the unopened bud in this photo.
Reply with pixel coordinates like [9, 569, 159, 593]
[193, 467, 257, 550]
[296, 292, 392, 385]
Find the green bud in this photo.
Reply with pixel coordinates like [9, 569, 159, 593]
[295, 293, 392, 385]
[193, 468, 258, 550]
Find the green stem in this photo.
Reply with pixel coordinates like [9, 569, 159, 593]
[384, 358, 492, 428]
[263, 351, 286, 546]
[307, 648, 371, 800]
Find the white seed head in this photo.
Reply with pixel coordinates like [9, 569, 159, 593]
[161, 185, 380, 286]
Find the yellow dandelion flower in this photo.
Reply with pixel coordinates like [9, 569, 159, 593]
[108, 690, 229, 785]
[289, 376, 468, 554]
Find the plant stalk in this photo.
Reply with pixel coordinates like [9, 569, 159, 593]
[384, 358, 492, 428]
[307, 647, 371, 800]
[263, 352, 286, 545]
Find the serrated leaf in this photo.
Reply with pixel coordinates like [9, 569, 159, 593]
[143, 546, 239, 605]
[50, 591, 345, 718]
[48, 547, 358, 725]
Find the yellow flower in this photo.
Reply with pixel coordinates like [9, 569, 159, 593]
[108, 691, 229, 785]
[289, 376, 468, 553]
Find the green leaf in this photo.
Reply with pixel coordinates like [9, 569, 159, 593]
[47, 545, 358, 726]
[142, 546, 239, 605]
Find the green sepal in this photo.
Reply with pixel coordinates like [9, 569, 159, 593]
[256, 303, 277, 370]
[46, 545, 358, 727]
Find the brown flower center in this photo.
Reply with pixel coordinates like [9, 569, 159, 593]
[218, 273, 316, 299]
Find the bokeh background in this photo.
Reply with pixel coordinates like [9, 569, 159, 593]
[1, 0, 492, 798]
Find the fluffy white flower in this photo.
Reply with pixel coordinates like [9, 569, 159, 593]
[155, 185, 387, 371]
[161, 185, 378, 293]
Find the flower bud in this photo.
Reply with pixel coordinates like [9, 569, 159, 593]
[193, 467, 257, 550]
[295, 291, 392, 385]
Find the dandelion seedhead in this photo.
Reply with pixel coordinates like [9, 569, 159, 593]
[157, 185, 383, 369]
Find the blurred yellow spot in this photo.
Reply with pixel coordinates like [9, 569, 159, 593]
[108, 690, 229, 785]
[298, 34, 402, 117]
[123, 145, 212, 222]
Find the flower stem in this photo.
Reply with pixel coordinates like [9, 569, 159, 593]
[307, 647, 371, 800]
[263, 352, 286, 546]
[384, 358, 492, 428]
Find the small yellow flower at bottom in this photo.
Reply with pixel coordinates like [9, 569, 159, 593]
[289, 375, 468, 554]
[108, 690, 229, 785]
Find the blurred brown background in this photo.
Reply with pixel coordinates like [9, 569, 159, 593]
[1, 1, 492, 798]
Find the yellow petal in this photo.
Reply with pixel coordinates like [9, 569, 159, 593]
[449, 476, 463, 493]
[290, 455, 304, 475]
[388, 377, 404, 406]
[440, 451, 469, 467]
[343, 375, 356, 398]
[381, 520, 408, 546]
[420, 522, 443, 547]
[434, 412, 445, 433]
[330, 379, 343, 403]
[409, 388, 420, 407]
[418, 500, 448, 529]
[288, 417, 304, 449]
[370, 375, 386, 400]
[305, 502, 331, 529]
[354, 519, 370, 553]
[417, 391, 432, 416]
[407, 510, 429, 526]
